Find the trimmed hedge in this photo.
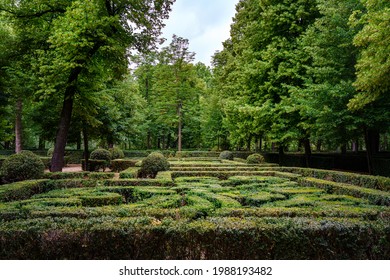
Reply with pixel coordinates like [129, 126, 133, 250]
[264, 167, 390, 192]
[219, 150, 234, 160]
[0, 151, 45, 183]
[1, 157, 389, 260]
[171, 170, 301, 181]
[81, 159, 107, 172]
[300, 177, 390, 206]
[176, 151, 220, 158]
[0, 217, 388, 259]
[109, 147, 125, 160]
[247, 153, 265, 164]
[119, 167, 139, 179]
[138, 152, 170, 178]
[111, 159, 138, 172]
[0, 180, 49, 202]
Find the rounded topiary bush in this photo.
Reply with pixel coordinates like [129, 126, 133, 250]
[219, 150, 234, 160]
[90, 148, 111, 161]
[246, 153, 265, 164]
[109, 147, 124, 160]
[0, 151, 45, 183]
[138, 152, 170, 178]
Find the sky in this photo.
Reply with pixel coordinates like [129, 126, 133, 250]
[160, 0, 239, 66]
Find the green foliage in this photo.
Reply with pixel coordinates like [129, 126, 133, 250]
[138, 152, 170, 178]
[0, 158, 389, 259]
[47, 148, 54, 157]
[246, 153, 265, 164]
[109, 147, 124, 160]
[110, 159, 138, 173]
[119, 167, 140, 179]
[0, 151, 45, 183]
[90, 149, 111, 161]
[219, 151, 234, 160]
[349, 0, 390, 110]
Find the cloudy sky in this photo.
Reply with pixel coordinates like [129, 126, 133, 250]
[161, 0, 239, 66]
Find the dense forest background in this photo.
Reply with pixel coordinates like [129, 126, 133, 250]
[0, 0, 389, 173]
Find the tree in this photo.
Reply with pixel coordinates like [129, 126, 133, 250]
[348, 0, 390, 173]
[2, 0, 174, 171]
[349, 0, 390, 110]
[152, 35, 199, 151]
[213, 0, 318, 154]
[291, 0, 364, 155]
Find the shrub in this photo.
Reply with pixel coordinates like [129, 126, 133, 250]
[111, 159, 138, 173]
[0, 151, 45, 183]
[219, 150, 234, 160]
[138, 152, 170, 178]
[247, 153, 265, 164]
[109, 147, 125, 160]
[89, 149, 111, 171]
[90, 149, 111, 161]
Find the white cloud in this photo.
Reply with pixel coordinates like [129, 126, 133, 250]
[161, 0, 238, 66]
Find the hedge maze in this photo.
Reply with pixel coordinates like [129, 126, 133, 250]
[0, 158, 389, 259]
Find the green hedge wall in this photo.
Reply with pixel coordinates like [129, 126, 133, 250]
[264, 167, 390, 191]
[0, 217, 388, 259]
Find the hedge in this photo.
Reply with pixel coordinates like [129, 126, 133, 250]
[0, 217, 388, 259]
[176, 151, 220, 158]
[300, 177, 390, 206]
[81, 159, 107, 172]
[110, 159, 139, 172]
[171, 170, 301, 181]
[43, 172, 114, 180]
[103, 179, 175, 187]
[0, 180, 48, 202]
[170, 165, 279, 171]
[119, 167, 140, 179]
[264, 167, 390, 191]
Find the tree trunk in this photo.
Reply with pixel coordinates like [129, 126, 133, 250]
[316, 140, 322, 152]
[352, 139, 359, 153]
[177, 101, 182, 152]
[51, 92, 74, 172]
[50, 42, 101, 172]
[365, 128, 380, 175]
[341, 144, 347, 154]
[15, 98, 23, 154]
[257, 135, 262, 152]
[167, 133, 171, 149]
[82, 125, 89, 171]
[38, 137, 45, 150]
[303, 138, 312, 168]
[147, 131, 151, 149]
[278, 144, 284, 166]
[246, 135, 252, 151]
[76, 133, 81, 150]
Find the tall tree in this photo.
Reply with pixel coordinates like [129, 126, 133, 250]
[291, 0, 364, 154]
[2, 0, 174, 171]
[348, 0, 390, 173]
[152, 35, 198, 151]
[213, 0, 318, 153]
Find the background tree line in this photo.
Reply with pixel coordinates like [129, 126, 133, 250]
[0, 0, 389, 174]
